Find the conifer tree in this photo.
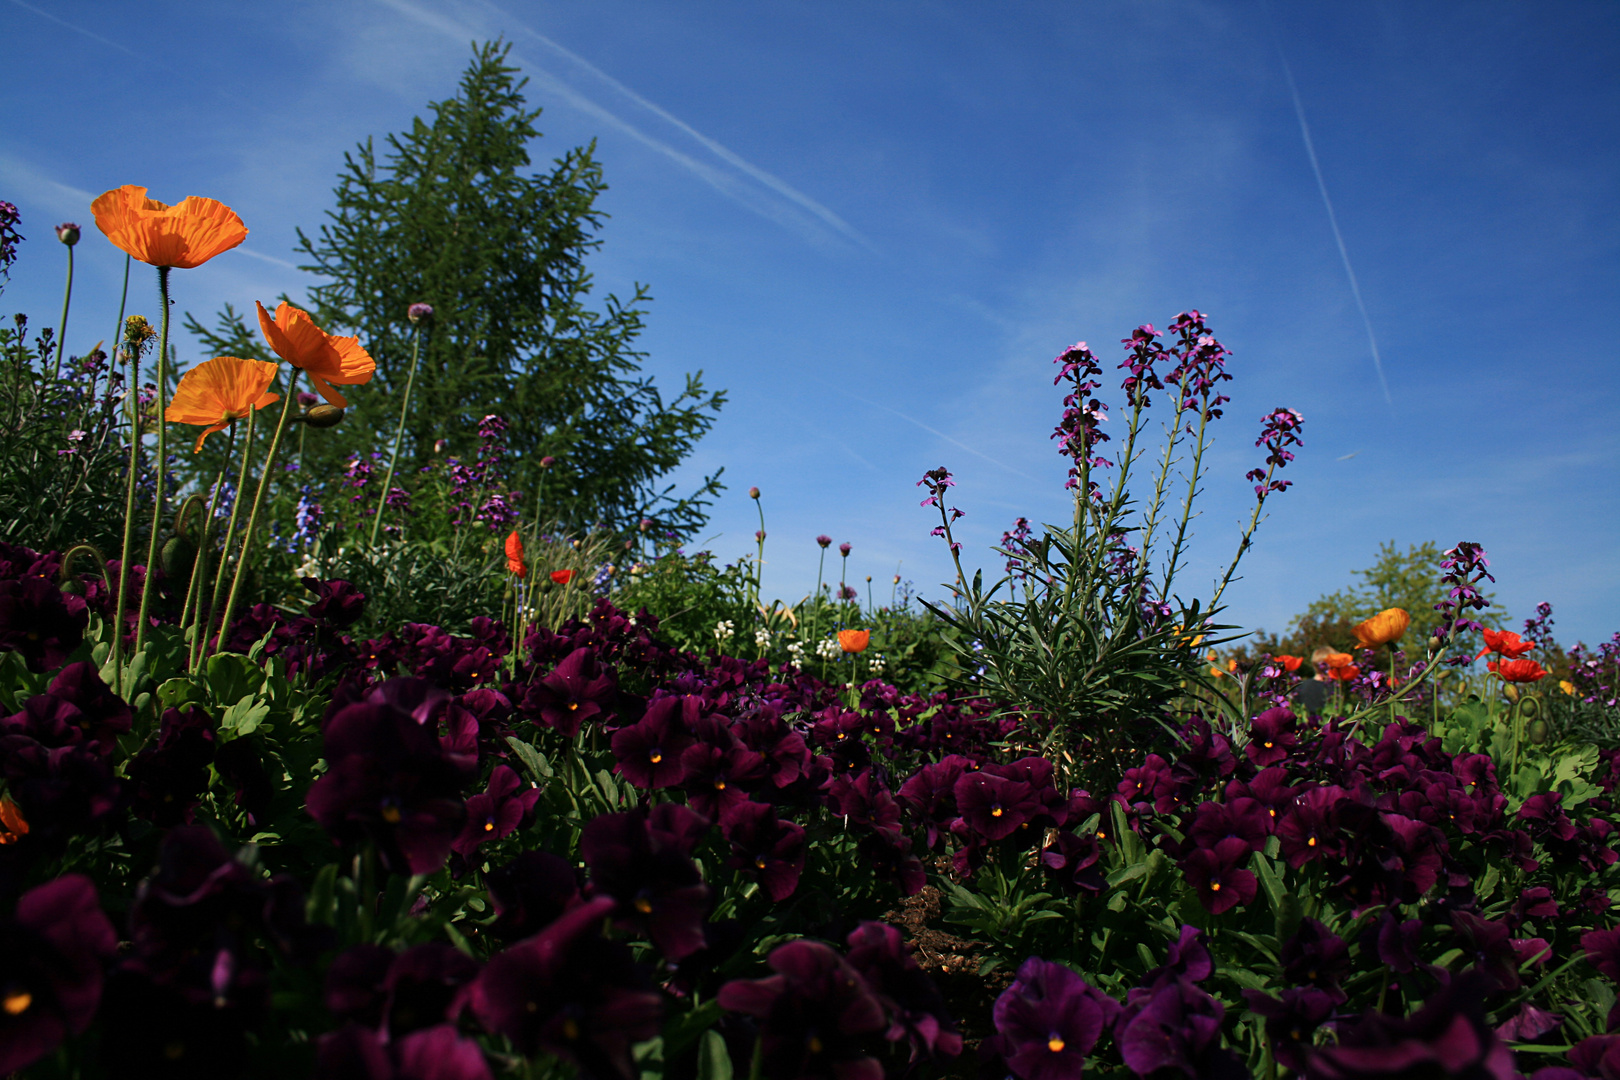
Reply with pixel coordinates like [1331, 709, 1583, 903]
[188, 40, 724, 535]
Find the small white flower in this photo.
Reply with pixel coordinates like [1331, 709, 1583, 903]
[868, 654, 886, 676]
[816, 637, 841, 660]
[754, 627, 771, 648]
[714, 619, 735, 642]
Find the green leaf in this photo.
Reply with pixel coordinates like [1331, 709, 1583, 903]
[222, 697, 271, 736]
[156, 677, 201, 709]
[697, 1030, 733, 1080]
[505, 736, 553, 781]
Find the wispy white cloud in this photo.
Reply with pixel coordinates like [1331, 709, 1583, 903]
[0, 153, 96, 219]
[371, 0, 870, 252]
[7, 0, 142, 60]
[235, 248, 301, 271]
[1277, 51, 1394, 410]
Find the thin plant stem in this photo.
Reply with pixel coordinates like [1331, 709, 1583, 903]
[370, 323, 423, 547]
[110, 323, 146, 696]
[181, 427, 235, 669]
[218, 374, 301, 655]
[810, 547, 827, 651]
[110, 255, 130, 380]
[51, 244, 73, 382]
[201, 405, 256, 667]
[134, 267, 172, 655]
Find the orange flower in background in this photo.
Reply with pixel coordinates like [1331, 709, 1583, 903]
[1489, 658, 1547, 683]
[1328, 664, 1360, 682]
[1321, 652, 1354, 670]
[550, 570, 574, 586]
[1477, 628, 1536, 660]
[504, 530, 527, 578]
[838, 629, 871, 654]
[256, 301, 375, 408]
[1560, 679, 1577, 696]
[165, 356, 280, 452]
[0, 796, 27, 844]
[91, 185, 247, 268]
[1273, 655, 1304, 673]
[1352, 608, 1411, 648]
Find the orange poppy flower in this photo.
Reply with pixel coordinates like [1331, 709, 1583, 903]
[255, 301, 375, 408]
[91, 185, 247, 269]
[1273, 655, 1304, 673]
[1488, 658, 1547, 683]
[1321, 652, 1354, 670]
[504, 530, 527, 578]
[550, 570, 574, 586]
[1328, 664, 1359, 682]
[1352, 608, 1411, 648]
[0, 796, 27, 844]
[837, 629, 870, 654]
[1477, 628, 1536, 660]
[165, 356, 280, 453]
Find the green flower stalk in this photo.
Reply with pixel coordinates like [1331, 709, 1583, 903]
[51, 223, 79, 382]
[201, 406, 256, 666]
[110, 314, 157, 694]
[217, 378, 300, 658]
[370, 304, 431, 547]
[134, 267, 173, 655]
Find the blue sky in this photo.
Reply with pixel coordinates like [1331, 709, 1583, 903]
[3, 0, 1617, 647]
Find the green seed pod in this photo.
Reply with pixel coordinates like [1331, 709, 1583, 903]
[305, 403, 346, 428]
[160, 534, 195, 579]
[1528, 719, 1550, 745]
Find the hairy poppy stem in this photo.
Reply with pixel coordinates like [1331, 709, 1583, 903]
[181, 425, 235, 670]
[110, 255, 130, 375]
[201, 406, 256, 666]
[110, 325, 143, 697]
[51, 245, 73, 383]
[370, 322, 423, 548]
[134, 266, 172, 656]
[218, 378, 300, 657]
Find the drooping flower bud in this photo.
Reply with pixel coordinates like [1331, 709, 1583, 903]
[304, 404, 346, 428]
[55, 222, 80, 246]
[160, 534, 196, 578]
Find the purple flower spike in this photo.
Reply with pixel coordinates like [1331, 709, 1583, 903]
[990, 957, 1116, 1080]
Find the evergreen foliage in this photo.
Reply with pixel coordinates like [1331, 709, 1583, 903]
[187, 41, 725, 537]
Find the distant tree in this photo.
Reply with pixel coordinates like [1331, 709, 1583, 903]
[187, 40, 724, 536]
[1236, 540, 1503, 668]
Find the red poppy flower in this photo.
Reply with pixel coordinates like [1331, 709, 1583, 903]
[1477, 628, 1536, 660]
[1328, 664, 1359, 682]
[504, 530, 526, 578]
[1489, 658, 1547, 683]
[550, 570, 573, 586]
[1274, 655, 1303, 673]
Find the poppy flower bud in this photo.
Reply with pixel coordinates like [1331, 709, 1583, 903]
[304, 403, 346, 428]
[755, 530, 766, 542]
[1428, 636, 1442, 653]
[639, 518, 652, 533]
[297, 391, 319, 409]
[749, 486, 760, 499]
[160, 534, 195, 578]
[55, 222, 80, 246]
[407, 302, 434, 324]
[1528, 719, 1549, 744]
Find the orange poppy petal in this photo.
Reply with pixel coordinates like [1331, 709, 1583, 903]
[308, 374, 349, 409]
[94, 188, 246, 268]
[329, 333, 376, 384]
[193, 420, 231, 454]
[168, 357, 280, 432]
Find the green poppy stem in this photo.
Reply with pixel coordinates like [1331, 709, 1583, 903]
[110, 326, 143, 697]
[181, 426, 235, 670]
[370, 322, 423, 547]
[52, 244, 73, 382]
[201, 405, 256, 666]
[110, 255, 130, 370]
[217, 375, 300, 656]
[134, 266, 172, 656]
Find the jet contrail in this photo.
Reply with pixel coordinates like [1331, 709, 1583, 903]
[1278, 53, 1394, 409]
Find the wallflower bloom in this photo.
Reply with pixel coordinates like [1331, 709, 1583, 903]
[91, 185, 247, 268]
[165, 356, 280, 453]
[1352, 608, 1410, 648]
[255, 301, 375, 408]
[1488, 658, 1547, 683]
[504, 530, 526, 578]
[838, 629, 871, 654]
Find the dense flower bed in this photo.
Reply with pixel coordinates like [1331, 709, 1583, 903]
[2, 537, 1620, 1080]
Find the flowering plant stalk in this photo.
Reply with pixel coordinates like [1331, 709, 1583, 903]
[368, 309, 426, 547]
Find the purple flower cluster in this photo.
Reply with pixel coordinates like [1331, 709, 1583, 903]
[1246, 407, 1305, 498]
[1435, 541, 1496, 661]
[0, 200, 21, 281]
[1052, 342, 1111, 493]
